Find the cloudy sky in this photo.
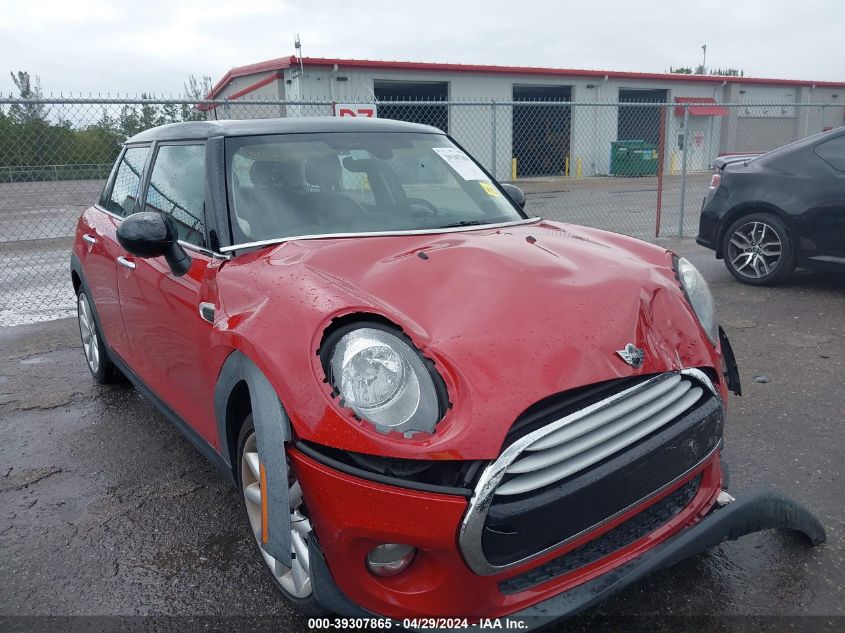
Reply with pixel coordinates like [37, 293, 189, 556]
[1, 0, 842, 96]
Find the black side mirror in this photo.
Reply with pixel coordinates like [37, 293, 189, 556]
[116, 212, 192, 277]
[501, 183, 526, 210]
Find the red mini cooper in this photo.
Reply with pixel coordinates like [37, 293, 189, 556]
[71, 117, 824, 625]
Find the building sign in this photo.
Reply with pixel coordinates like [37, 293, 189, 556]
[333, 103, 378, 118]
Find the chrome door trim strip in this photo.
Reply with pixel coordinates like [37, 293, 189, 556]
[457, 368, 720, 576]
[218, 218, 542, 253]
[93, 205, 231, 260]
[180, 241, 231, 260]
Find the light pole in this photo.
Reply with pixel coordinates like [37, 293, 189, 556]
[701, 44, 707, 74]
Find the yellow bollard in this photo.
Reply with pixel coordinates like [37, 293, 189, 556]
[670, 152, 678, 175]
[565, 156, 570, 177]
[576, 157, 582, 179]
[511, 157, 517, 181]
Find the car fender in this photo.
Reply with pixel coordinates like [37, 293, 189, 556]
[214, 350, 292, 566]
[716, 201, 793, 258]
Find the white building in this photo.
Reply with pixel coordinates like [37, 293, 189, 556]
[206, 56, 845, 180]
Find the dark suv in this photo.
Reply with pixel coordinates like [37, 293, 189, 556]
[697, 127, 845, 285]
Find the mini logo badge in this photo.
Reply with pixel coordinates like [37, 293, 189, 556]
[616, 343, 645, 368]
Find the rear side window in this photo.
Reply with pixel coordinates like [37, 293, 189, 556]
[143, 144, 206, 247]
[103, 146, 149, 216]
[814, 136, 845, 172]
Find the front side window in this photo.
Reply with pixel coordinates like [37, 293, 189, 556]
[814, 136, 845, 172]
[144, 144, 206, 246]
[225, 132, 523, 244]
[103, 146, 149, 217]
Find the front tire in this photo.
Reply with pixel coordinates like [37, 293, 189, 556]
[722, 212, 794, 285]
[237, 416, 327, 615]
[76, 290, 117, 383]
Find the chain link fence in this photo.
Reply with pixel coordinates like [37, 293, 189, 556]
[1, 97, 841, 325]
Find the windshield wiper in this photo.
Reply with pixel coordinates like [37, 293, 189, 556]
[438, 220, 486, 229]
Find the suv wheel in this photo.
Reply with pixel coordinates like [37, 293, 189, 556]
[237, 416, 327, 615]
[77, 290, 117, 383]
[722, 213, 794, 285]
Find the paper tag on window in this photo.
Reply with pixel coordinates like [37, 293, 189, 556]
[432, 147, 487, 181]
[479, 181, 500, 196]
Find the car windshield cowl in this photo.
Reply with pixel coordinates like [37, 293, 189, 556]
[438, 220, 486, 229]
[225, 131, 525, 247]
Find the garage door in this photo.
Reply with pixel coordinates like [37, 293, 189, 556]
[512, 85, 572, 178]
[374, 80, 449, 133]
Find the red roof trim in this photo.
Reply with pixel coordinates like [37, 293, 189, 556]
[200, 71, 285, 110]
[207, 55, 845, 98]
[226, 71, 283, 100]
[207, 57, 296, 99]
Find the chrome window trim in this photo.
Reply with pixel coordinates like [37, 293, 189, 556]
[180, 240, 231, 260]
[217, 217, 542, 254]
[458, 368, 720, 576]
[93, 204, 231, 260]
[94, 203, 121, 220]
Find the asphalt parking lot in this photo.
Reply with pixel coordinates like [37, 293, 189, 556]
[0, 236, 843, 631]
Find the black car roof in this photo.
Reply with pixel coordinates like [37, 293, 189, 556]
[125, 116, 443, 144]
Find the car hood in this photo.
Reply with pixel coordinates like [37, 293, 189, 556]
[216, 220, 721, 460]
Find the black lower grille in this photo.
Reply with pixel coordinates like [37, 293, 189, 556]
[483, 397, 721, 566]
[498, 475, 701, 595]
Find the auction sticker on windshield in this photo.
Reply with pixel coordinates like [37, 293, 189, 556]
[432, 147, 487, 180]
[479, 181, 500, 196]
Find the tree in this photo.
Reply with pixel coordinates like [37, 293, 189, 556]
[118, 104, 141, 138]
[183, 74, 213, 101]
[182, 74, 213, 121]
[160, 102, 180, 124]
[138, 93, 160, 130]
[711, 68, 744, 77]
[670, 65, 744, 77]
[8, 71, 47, 123]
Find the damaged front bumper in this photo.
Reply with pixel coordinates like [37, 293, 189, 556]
[308, 487, 825, 628]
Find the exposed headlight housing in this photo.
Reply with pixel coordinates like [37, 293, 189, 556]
[326, 325, 446, 436]
[675, 256, 718, 345]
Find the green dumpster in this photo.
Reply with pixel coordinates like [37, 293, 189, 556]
[610, 140, 659, 176]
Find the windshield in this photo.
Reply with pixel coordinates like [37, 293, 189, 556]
[225, 132, 524, 244]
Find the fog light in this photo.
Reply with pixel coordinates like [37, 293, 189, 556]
[366, 543, 416, 577]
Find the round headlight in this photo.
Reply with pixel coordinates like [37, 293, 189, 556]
[329, 327, 443, 436]
[676, 257, 718, 345]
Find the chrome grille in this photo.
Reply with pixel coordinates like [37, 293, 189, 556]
[458, 368, 719, 576]
[497, 373, 703, 496]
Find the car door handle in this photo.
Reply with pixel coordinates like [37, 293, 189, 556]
[198, 302, 215, 323]
[116, 256, 136, 270]
[82, 234, 97, 244]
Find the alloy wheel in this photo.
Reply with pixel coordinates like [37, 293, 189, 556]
[726, 221, 783, 279]
[78, 293, 100, 374]
[241, 433, 313, 598]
